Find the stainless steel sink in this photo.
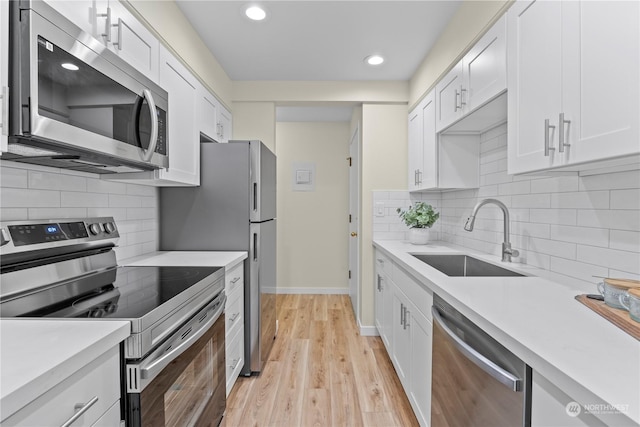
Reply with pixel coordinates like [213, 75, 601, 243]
[412, 254, 525, 277]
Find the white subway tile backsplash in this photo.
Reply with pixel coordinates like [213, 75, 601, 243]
[577, 245, 640, 275]
[526, 237, 577, 259]
[549, 225, 609, 248]
[530, 209, 577, 225]
[511, 193, 550, 208]
[28, 208, 88, 220]
[126, 208, 157, 220]
[511, 221, 551, 239]
[550, 191, 609, 209]
[579, 170, 640, 191]
[61, 191, 108, 208]
[530, 176, 579, 194]
[0, 208, 28, 221]
[0, 166, 28, 188]
[109, 194, 143, 208]
[127, 184, 157, 197]
[609, 230, 640, 252]
[1, 188, 60, 208]
[498, 180, 531, 196]
[28, 171, 87, 192]
[610, 189, 640, 209]
[577, 209, 640, 231]
[86, 178, 128, 195]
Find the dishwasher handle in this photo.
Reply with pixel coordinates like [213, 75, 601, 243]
[431, 305, 522, 392]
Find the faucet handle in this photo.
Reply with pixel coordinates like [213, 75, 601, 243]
[511, 249, 520, 258]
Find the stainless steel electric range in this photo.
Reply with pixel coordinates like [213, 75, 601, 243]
[0, 218, 227, 426]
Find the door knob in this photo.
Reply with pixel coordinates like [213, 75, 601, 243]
[351, 232, 358, 237]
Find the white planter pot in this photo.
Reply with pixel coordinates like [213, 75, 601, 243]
[409, 228, 431, 245]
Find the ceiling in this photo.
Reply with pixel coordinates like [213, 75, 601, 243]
[175, 1, 463, 82]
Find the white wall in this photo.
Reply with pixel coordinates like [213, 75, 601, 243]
[275, 122, 350, 292]
[361, 104, 408, 326]
[372, 124, 640, 294]
[231, 102, 276, 153]
[0, 162, 158, 262]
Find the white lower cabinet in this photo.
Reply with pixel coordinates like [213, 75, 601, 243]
[3, 346, 121, 426]
[374, 249, 433, 427]
[1, 0, 8, 153]
[225, 261, 245, 396]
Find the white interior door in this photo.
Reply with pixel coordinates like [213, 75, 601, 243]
[348, 126, 360, 322]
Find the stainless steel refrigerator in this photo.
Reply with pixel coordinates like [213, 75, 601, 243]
[159, 140, 276, 375]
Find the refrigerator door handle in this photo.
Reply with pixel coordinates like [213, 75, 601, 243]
[253, 183, 258, 213]
[253, 233, 258, 261]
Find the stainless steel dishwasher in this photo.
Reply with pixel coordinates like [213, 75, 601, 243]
[431, 294, 532, 427]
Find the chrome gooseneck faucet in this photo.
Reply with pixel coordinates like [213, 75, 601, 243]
[464, 198, 519, 262]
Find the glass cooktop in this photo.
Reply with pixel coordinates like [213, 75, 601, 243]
[2, 265, 222, 319]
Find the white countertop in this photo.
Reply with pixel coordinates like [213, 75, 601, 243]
[374, 240, 640, 426]
[121, 251, 247, 270]
[0, 319, 130, 421]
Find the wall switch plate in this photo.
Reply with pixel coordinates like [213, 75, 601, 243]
[375, 202, 385, 217]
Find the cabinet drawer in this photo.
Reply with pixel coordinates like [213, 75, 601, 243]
[225, 327, 244, 396]
[375, 250, 393, 278]
[4, 346, 120, 426]
[225, 262, 244, 295]
[225, 289, 244, 339]
[393, 264, 433, 320]
[90, 400, 121, 427]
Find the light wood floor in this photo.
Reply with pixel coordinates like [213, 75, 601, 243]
[222, 294, 418, 427]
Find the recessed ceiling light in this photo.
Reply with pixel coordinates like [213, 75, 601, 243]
[365, 55, 384, 66]
[245, 5, 267, 21]
[61, 63, 79, 71]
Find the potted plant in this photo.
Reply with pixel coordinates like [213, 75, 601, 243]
[396, 202, 439, 244]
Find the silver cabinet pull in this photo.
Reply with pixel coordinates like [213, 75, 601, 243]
[432, 306, 522, 391]
[403, 309, 410, 330]
[229, 358, 241, 370]
[229, 312, 240, 322]
[460, 87, 467, 107]
[417, 170, 422, 185]
[454, 89, 461, 111]
[60, 396, 99, 427]
[230, 276, 241, 284]
[377, 274, 381, 291]
[558, 113, 571, 153]
[544, 119, 556, 157]
[0, 86, 7, 136]
[111, 18, 123, 50]
[400, 303, 405, 325]
[98, 7, 112, 42]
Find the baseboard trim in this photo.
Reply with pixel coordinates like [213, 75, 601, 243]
[359, 323, 379, 337]
[266, 287, 349, 295]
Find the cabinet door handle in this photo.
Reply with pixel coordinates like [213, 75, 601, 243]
[460, 86, 467, 107]
[544, 119, 556, 157]
[60, 396, 99, 427]
[229, 358, 241, 370]
[230, 312, 240, 322]
[400, 303, 405, 325]
[230, 276, 241, 284]
[454, 89, 461, 111]
[403, 309, 410, 330]
[111, 18, 123, 50]
[558, 113, 571, 153]
[417, 170, 422, 185]
[98, 7, 112, 42]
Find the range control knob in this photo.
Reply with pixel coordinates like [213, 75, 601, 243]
[88, 223, 102, 236]
[0, 228, 10, 246]
[103, 222, 116, 234]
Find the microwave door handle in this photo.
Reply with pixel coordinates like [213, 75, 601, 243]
[140, 89, 159, 162]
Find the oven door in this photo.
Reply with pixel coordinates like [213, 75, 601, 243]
[10, 1, 168, 171]
[126, 293, 226, 427]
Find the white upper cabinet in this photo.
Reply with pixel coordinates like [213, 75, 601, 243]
[408, 89, 479, 191]
[436, 15, 507, 132]
[435, 62, 464, 132]
[103, 0, 160, 82]
[200, 87, 232, 144]
[45, 0, 159, 81]
[1, 0, 8, 152]
[508, 0, 639, 174]
[157, 45, 200, 186]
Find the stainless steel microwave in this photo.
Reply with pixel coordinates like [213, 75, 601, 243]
[5, 0, 168, 174]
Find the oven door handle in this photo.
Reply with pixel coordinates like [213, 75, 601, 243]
[139, 294, 226, 380]
[431, 305, 522, 391]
